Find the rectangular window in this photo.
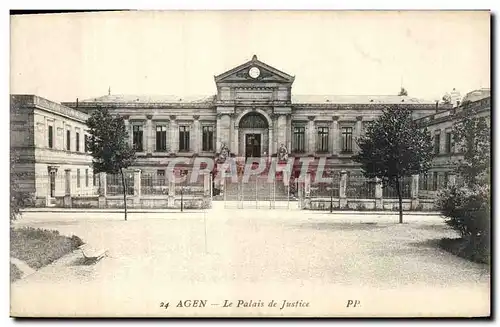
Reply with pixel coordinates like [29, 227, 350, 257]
[156, 125, 167, 152]
[76, 132, 80, 152]
[48, 125, 53, 148]
[202, 126, 214, 152]
[434, 132, 441, 154]
[77, 169, 81, 188]
[445, 132, 452, 154]
[84, 135, 88, 152]
[133, 125, 144, 152]
[179, 126, 190, 152]
[85, 168, 89, 187]
[444, 172, 449, 187]
[341, 127, 353, 152]
[317, 127, 329, 152]
[66, 130, 71, 151]
[93, 170, 97, 187]
[293, 126, 305, 152]
[432, 172, 438, 191]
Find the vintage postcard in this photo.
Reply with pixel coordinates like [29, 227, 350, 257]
[9, 10, 490, 318]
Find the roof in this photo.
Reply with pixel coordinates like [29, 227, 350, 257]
[291, 94, 436, 105]
[462, 88, 490, 103]
[80, 94, 216, 104]
[79, 93, 437, 105]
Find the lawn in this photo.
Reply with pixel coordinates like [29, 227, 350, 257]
[10, 227, 84, 270]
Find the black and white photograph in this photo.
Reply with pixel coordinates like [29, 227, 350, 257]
[9, 10, 491, 317]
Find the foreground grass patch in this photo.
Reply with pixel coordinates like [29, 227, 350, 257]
[10, 263, 22, 282]
[10, 227, 84, 270]
[439, 237, 490, 265]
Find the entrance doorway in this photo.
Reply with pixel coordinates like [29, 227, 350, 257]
[49, 172, 56, 198]
[238, 111, 269, 158]
[245, 133, 261, 158]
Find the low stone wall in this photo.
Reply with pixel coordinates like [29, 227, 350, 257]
[305, 197, 436, 211]
[35, 195, 211, 209]
[72, 196, 100, 208]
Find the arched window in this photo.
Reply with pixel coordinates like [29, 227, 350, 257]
[239, 112, 268, 129]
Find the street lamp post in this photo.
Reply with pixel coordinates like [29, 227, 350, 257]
[330, 169, 334, 213]
[180, 170, 186, 212]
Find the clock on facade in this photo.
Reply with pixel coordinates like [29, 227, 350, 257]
[249, 67, 261, 78]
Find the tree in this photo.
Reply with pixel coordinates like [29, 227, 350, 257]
[452, 108, 490, 187]
[398, 87, 408, 96]
[436, 106, 490, 263]
[86, 108, 136, 221]
[10, 150, 23, 220]
[354, 106, 434, 223]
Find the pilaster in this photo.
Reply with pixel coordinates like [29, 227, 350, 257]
[146, 115, 153, 154]
[331, 116, 339, 155]
[307, 116, 315, 155]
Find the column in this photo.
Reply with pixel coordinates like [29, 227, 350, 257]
[193, 115, 200, 153]
[375, 177, 383, 209]
[64, 169, 72, 208]
[98, 172, 107, 208]
[168, 169, 176, 208]
[229, 114, 234, 155]
[268, 124, 273, 157]
[304, 172, 311, 209]
[146, 115, 153, 154]
[277, 115, 287, 150]
[233, 126, 239, 156]
[202, 172, 210, 196]
[286, 114, 292, 153]
[355, 116, 363, 153]
[170, 115, 178, 153]
[339, 170, 348, 208]
[216, 114, 222, 152]
[447, 173, 456, 187]
[123, 116, 131, 147]
[133, 169, 141, 208]
[307, 116, 315, 155]
[331, 116, 339, 155]
[133, 169, 141, 197]
[411, 174, 420, 210]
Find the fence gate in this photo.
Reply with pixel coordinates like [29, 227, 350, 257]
[223, 175, 290, 209]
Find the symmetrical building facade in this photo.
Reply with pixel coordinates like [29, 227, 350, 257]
[62, 55, 451, 176]
[10, 55, 490, 207]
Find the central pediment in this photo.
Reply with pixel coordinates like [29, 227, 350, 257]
[214, 55, 295, 85]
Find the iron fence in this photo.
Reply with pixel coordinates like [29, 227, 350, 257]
[106, 173, 134, 196]
[347, 174, 376, 199]
[310, 182, 339, 198]
[382, 177, 412, 199]
[141, 174, 169, 195]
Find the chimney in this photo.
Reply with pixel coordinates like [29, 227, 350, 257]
[435, 100, 439, 112]
[76, 98, 79, 108]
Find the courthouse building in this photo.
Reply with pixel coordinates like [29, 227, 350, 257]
[12, 55, 489, 207]
[61, 55, 450, 177]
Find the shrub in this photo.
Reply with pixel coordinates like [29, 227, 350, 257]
[437, 184, 490, 238]
[437, 184, 490, 263]
[10, 263, 22, 282]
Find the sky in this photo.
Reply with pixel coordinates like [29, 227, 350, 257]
[10, 10, 490, 103]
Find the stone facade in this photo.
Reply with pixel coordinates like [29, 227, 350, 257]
[413, 88, 491, 198]
[11, 95, 95, 206]
[62, 55, 450, 176]
[12, 56, 490, 209]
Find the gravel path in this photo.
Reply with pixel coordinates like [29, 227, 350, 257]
[10, 210, 490, 317]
